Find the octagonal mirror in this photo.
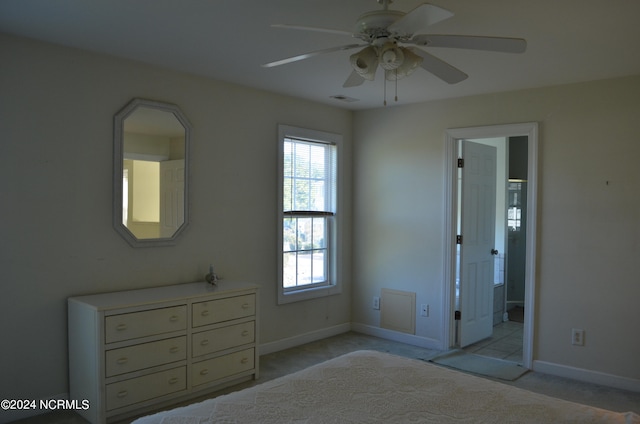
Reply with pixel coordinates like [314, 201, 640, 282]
[113, 98, 191, 247]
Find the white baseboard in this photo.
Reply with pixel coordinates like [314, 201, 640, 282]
[351, 322, 444, 351]
[259, 323, 351, 355]
[533, 360, 640, 393]
[259, 322, 443, 356]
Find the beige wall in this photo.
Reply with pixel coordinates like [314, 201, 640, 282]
[0, 33, 352, 407]
[352, 75, 640, 383]
[2, 29, 639, 413]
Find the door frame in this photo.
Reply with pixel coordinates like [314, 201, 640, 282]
[442, 122, 538, 369]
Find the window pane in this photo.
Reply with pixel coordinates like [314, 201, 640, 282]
[297, 251, 313, 285]
[310, 180, 325, 210]
[283, 142, 293, 177]
[312, 218, 325, 249]
[294, 179, 310, 210]
[283, 138, 335, 214]
[295, 143, 310, 178]
[283, 216, 328, 288]
[283, 176, 292, 211]
[283, 252, 297, 288]
[309, 145, 325, 179]
[283, 217, 296, 252]
[297, 217, 312, 250]
[312, 249, 326, 283]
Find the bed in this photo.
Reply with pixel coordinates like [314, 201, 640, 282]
[133, 350, 639, 423]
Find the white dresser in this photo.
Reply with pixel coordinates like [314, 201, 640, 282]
[68, 281, 259, 424]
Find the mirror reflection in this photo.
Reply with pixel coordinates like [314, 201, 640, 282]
[114, 99, 190, 247]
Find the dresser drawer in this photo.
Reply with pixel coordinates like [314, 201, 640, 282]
[191, 348, 254, 387]
[192, 322, 254, 358]
[105, 306, 187, 343]
[192, 294, 255, 327]
[105, 366, 186, 411]
[105, 336, 186, 377]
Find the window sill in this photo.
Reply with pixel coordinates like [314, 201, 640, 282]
[278, 284, 341, 305]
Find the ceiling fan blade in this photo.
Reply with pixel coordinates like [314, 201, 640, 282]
[412, 48, 468, 84]
[271, 24, 353, 37]
[343, 70, 366, 87]
[262, 44, 365, 68]
[410, 34, 527, 53]
[388, 3, 454, 36]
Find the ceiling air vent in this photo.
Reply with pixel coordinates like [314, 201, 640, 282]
[330, 95, 359, 103]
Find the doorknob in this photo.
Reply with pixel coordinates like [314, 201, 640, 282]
[491, 249, 499, 255]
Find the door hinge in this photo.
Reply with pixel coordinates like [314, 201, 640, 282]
[456, 235, 463, 244]
[457, 158, 464, 168]
[455, 310, 461, 320]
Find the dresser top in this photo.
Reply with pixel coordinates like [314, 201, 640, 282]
[68, 281, 258, 310]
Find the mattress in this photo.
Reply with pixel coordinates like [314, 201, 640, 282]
[133, 350, 639, 424]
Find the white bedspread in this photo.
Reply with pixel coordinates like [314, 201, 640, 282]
[133, 350, 639, 424]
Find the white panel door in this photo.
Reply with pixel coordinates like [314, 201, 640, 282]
[459, 141, 497, 347]
[160, 159, 185, 238]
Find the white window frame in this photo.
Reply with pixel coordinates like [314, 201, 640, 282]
[277, 125, 342, 304]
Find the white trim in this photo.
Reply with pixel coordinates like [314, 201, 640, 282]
[443, 122, 538, 369]
[277, 124, 344, 305]
[351, 323, 443, 350]
[260, 322, 442, 356]
[277, 284, 342, 304]
[442, 135, 458, 352]
[123, 152, 169, 161]
[533, 360, 640, 393]
[259, 323, 351, 355]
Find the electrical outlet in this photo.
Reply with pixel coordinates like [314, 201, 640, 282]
[571, 328, 585, 346]
[372, 296, 380, 310]
[420, 304, 429, 317]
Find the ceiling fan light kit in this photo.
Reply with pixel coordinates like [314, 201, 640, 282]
[263, 0, 527, 105]
[384, 47, 423, 81]
[379, 43, 404, 70]
[350, 46, 378, 80]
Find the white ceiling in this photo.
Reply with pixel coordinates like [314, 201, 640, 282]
[2, 0, 639, 110]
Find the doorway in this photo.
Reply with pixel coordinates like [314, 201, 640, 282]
[442, 123, 538, 369]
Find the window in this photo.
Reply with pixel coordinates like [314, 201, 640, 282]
[278, 125, 341, 304]
[508, 181, 523, 231]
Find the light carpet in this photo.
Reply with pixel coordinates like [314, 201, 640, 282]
[428, 349, 528, 381]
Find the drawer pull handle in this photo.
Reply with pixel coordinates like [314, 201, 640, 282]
[200, 339, 209, 346]
[117, 390, 128, 398]
[115, 324, 127, 331]
[200, 369, 209, 376]
[168, 377, 179, 385]
[241, 303, 250, 309]
[240, 357, 249, 364]
[241, 330, 249, 337]
[116, 357, 128, 365]
[169, 315, 180, 322]
[200, 310, 210, 317]
[169, 347, 180, 353]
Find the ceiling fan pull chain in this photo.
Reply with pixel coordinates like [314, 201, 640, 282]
[395, 69, 398, 102]
[383, 77, 387, 106]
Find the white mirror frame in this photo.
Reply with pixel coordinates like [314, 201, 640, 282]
[113, 98, 191, 247]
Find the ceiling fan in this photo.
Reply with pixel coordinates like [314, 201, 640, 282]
[262, 0, 526, 92]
